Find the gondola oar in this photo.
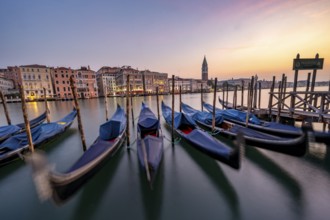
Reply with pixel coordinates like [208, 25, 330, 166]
[140, 133, 152, 188]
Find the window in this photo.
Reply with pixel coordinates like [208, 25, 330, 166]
[68, 87, 70, 91]
[55, 74, 58, 78]
[57, 87, 59, 92]
[38, 75, 41, 80]
[63, 87, 66, 92]
[62, 74, 64, 77]
[63, 81, 65, 84]
[56, 81, 59, 84]
[46, 75, 49, 80]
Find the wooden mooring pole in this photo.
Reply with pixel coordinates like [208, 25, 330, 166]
[179, 85, 182, 112]
[43, 88, 50, 123]
[19, 84, 34, 152]
[304, 72, 311, 111]
[291, 53, 300, 115]
[70, 76, 87, 151]
[171, 75, 175, 145]
[276, 80, 283, 123]
[130, 85, 134, 126]
[226, 82, 229, 108]
[201, 83, 203, 111]
[222, 83, 225, 110]
[268, 76, 275, 120]
[156, 86, 160, 121]
[241, 80, 244, 110]
[126, 75, 130, 147]
[212, 78, 218, 131]
[233, 85, 237, 109]
[245, 82, 251, 127]
[104, 86, 109, 121]
[258, 82, 261, 109]
[0, 90, 11, 125]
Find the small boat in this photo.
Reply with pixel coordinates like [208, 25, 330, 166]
[137, 102, 163, 187]
[0, 109, 76, 166]
[182, 102, 307, 156]
[161, 101, 241, 169]
[218, 97, 247, 110]
[203, 102, 303, 138]
[0, 111, 48, 143]
[28, 104, 126, 203]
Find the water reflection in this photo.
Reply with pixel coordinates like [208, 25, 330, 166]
[245, 147, 303, 216]
[139, 152, 164, 220]
[173, 132, 240, 220]
[305, 146, 330, 174]
[72, 146, 126, 219]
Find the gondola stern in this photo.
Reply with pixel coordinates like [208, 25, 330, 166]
[230, 132, 245, 169]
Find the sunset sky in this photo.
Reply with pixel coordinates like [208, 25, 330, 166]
[1, 0, 329, 82]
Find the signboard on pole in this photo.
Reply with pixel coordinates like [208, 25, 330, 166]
[293, 58, 324, 70]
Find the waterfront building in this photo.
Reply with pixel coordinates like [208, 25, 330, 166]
[168, 77, 209, 93]
[75, 66, 98, 98]
[3, 66, 21, 89]
[96, 66, 121, 97]
[115, 66, 141, 95]
[202, 56, 208, 81]
[141, 70, 169, 94]
[20, 64, 54, 101]
[51, 67, 76, 100]
[0, 77, 15, 92]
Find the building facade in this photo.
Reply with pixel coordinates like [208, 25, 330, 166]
[51, 67, 76, 100]
[0, 77, 15, 92]
[20, 64, 54, 100]
[96, 66, 121, 97]
[142, 70, 169, 94]
[168, 77, 208, 93]
[4, 66, 22, 89]
[75, 66, 98, 98]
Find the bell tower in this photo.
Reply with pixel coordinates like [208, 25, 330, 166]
[202, 56, 208, 81]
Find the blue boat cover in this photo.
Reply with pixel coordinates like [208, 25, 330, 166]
[161, 102, 232, 158]
[67, 105, 126, 172]
[0, 125, 21, 140]
[181, 102, 224, 126]
[203, 102, 301, 132]
[99, 105, 126, 140]
[16, 111, 47, 129]
[137, 103, 163, 174]
[0, 111, 47, 141]
[137, 135, 163, 171]
[203, 102, 261, 125]
[161, 101, 196, 129]
[137, 102, 160, 133]
[0, 109, 77, 153]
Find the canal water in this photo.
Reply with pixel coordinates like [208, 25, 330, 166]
[0, 90, 329, 220]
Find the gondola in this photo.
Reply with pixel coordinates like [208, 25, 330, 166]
[0, 109, 76, 166]
[28, 104, 126, 203]
[218, 97, 247, 110]
[137, 102, 163, 187]
[0, 111, 48, 143]
[161, 101, 241, 169]
[182, 102, 307, 156]
[203, 102, 303, 138]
